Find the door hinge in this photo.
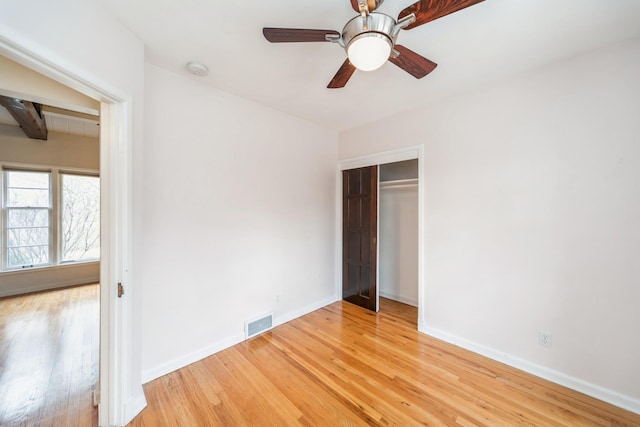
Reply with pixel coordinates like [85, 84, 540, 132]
[117, 282, 124, 298]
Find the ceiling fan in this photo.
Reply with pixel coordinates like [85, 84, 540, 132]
[263, 0, 485, 88]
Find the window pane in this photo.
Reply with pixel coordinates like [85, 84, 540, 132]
[62, 174, 100, 261]
[7, 171, 49, 189]
[6, 206, 50, 267]
[8, 227, 49, 247]
[8, 246, 49, 267]
[8, 188, 50, 207]
[7, 209, 49, 228]
[6, 171, 50, 208]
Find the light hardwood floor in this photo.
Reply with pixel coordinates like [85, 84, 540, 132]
[129, 298, 640, 426]
[0, 284, 99, 427]
[2, 289, 638, 426]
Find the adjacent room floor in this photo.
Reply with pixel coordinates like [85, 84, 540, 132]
[0, 284, 99, 427]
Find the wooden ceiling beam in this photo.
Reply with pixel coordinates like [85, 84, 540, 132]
[0, 95, 48, 140]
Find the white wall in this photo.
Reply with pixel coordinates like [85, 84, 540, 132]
[379, 183, 419, 306]
[141, 64, 338, 381]
[0, 0, 146, 422]
[340, 38, 640, 412]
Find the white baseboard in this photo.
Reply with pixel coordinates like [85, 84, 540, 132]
[0, 276, 99, 298]
[419, 322, 640, 415]
[141, 295, 338, 384]
[274, 295, 337, 326]
[379, 291, 418, 307]
[124, 392, 147, 425]
[141, 332, 245, 384]
[0, 262, 99, 298]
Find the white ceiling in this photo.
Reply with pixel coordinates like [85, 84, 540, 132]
[103, 0, 640, 132]
[0, 107, 18, 126]
[0, 105, 99, 139]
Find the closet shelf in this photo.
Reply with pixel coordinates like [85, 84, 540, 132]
[379, 178, 418, 189]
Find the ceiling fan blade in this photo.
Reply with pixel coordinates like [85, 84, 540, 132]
[327, 59, 356, 89]
[350, 0, 360, 12]
[263, 28, 340, 43]
[398, 0, 484, 30]
[388, 45, 437, 79]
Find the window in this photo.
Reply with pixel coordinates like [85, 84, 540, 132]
[5, 170, 52, 268]
[61, 173, 100, 262]
[1, 166, 99, 271]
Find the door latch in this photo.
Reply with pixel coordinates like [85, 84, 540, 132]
[117, 282, 124, 298]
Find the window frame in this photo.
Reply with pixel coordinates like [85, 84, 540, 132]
[0, 162, 99, 273]
[59, 171, 101, 264]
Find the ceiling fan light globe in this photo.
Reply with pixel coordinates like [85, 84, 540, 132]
[347, 33, 392, 72]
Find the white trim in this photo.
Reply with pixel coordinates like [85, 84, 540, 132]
[142, 295, 337, 384]
[420, 324, 640, 415]
[274, 295, 337, 326]
[0, 32, 142, 426]
[339, 146, 422, 171]
[0, 161, 99, 175]
[0, 259, 98, 277]
[336, 145, 425, 323]
[124, 394, 148, 425]
[141, 332, 246, 384]
[100, 100, 121, 425]
[0, 276, 99, 298]
[0, 261, 99, 298]
[0, 26, 124, 106]
[334, 169, 342, 303]
[376, 165, 380, 312]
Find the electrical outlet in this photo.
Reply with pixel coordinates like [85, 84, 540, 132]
[276, 294, 281, 303]
[539, 331, 552, 348]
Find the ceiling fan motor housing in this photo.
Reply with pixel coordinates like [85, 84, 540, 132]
[342, 12, 398, 51]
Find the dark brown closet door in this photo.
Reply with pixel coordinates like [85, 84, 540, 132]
[342, 166, 378, 311]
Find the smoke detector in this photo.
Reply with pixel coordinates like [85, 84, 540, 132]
[186, 61, 209, 77]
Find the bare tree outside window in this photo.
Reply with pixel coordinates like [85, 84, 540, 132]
[2, 170, 101, 269]
[61, 174, 100, 262]
[5, 171, 51, 268]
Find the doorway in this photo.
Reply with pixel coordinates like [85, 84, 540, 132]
[0, 53, 102, 424]
[0, 36, 135, 426]
[338, 145, 424, 327]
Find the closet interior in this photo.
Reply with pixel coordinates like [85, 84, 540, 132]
[379, 159, 418, 307]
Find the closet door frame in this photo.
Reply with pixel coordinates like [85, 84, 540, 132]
[336, 145, 425, 329]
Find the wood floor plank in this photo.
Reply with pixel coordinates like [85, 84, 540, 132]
[0, 284, 99, 427]
[294, 310, 537, 426]
[238, 335, 370, 426]
[130, 298, 640, 426]
[282, 320, 466, 425]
